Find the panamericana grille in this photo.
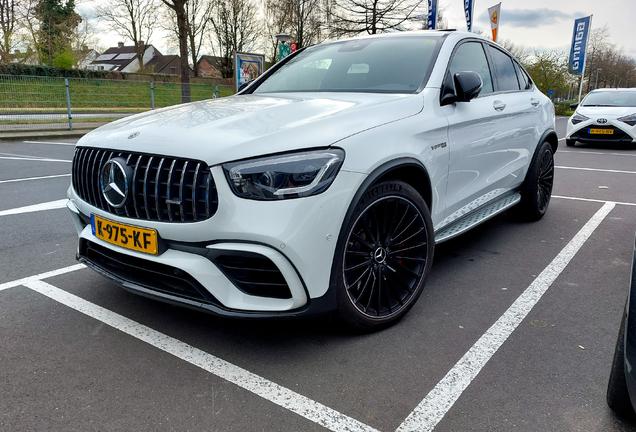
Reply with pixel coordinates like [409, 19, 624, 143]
[72, 147, 218, 222]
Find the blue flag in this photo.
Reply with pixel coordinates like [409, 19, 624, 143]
[464, 0, 474, 32]
[427, 0, 437, 29]
[568, 16, 591, 75]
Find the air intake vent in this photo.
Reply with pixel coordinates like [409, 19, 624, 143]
[72, 147, 218, 222]
[213, 253, 292, 299]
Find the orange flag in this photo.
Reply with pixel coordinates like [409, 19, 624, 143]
[489, 3, 501, 42]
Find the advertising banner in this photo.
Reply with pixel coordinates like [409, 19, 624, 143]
[234, 52, 265, 92]
[488, 3, 501, 42]
[568, 16, 592, 75]
[427, 0, 438, 30]
[464, 0, 474, 32]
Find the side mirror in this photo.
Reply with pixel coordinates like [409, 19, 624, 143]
[453, 71, 483, 102]
[570, 103, 579, 110]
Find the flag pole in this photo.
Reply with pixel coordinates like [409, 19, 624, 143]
[578, 14, 593, 103]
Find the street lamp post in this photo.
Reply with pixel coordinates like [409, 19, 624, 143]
[276, 33, 291, 62]
[595, 68, 602, 90]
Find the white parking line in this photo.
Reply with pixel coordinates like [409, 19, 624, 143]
[396, 202, 615, 432]
[0, 174, 70, 184]
[559, 150, 636, 157]
[0, 156, 72, 163]
[554, 195, 636, 207]
[23, 141, 76, 146]
[556, 166, 636, 174]
[21, 279, 380, 432]
[0, 199, 68, 217]
[0, 264, 85, 291]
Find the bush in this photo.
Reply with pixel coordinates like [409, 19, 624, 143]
[554, 101, 574, 117]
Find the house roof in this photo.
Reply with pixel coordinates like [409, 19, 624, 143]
[146, 55, 179, 74]
[90, 43, 162, 70]
[199, 55, 223, 70]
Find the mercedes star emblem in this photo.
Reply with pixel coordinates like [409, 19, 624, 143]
[100, 158, 130, 208]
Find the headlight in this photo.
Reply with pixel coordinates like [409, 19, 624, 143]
[618, 113, 636, 126]
[570, 113, 589, 125]
[223, 149, 345, 200]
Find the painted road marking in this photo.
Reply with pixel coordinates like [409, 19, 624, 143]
[559, 150, 636, 157]
[396, 202, 615, 432]
[20, 279, 380, 432]
[555, 166, 636, 174]
[23, 141, 76, 146]
[0, 156, 72, 163]
[0, 264, 85, 291]
[0, 174, 70, 184]
[553, 195, 636, 207]
[0, 199, 68, 217]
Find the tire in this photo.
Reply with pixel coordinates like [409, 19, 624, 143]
[607, 310, 636, 419]
[566, 139, 576, 147]
[517, 141, 554, 221]
[334, 180, 434, 331]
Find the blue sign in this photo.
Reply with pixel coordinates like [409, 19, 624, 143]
[427, 0, 437, 30]
[464, 0, 474, 32]
[548, 90, 554, 95]
[568, 16, 591, 75]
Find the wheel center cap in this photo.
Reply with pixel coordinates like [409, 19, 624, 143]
[373, 247, 387, 264]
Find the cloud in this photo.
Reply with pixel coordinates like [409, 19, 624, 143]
[477, 8, 582, 28]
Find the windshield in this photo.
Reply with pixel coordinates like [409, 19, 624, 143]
[253, 37, 441, 94]
[581, 91, 636, 107]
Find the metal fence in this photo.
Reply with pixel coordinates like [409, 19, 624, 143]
[0, 74, 234, 131]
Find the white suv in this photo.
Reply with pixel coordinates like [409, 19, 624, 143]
[68, 31, 557, 331]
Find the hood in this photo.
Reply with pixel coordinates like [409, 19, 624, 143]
[577, 106, 636, 117]
[77, 93, 424, 165]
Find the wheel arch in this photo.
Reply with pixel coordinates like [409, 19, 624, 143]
[541, 128, 559, 154]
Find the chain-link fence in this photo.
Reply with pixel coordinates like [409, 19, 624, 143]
[0, 74, 234, 131]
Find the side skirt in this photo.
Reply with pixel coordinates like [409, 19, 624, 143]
[434, 192, 521, 244]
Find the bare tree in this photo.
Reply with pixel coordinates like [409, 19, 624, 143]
[0, 0, 18, 63]
[328, 0, 426, 37]
[95, 0, 158, 71]
[16, 0, 40, 62]
[161, 0, 190, 102]
[161, 0, 213, 76]
[208, 0, 261, 78]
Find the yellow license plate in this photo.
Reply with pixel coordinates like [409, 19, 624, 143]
[589, 128, 613, 135]
[91, 214, 158, 255]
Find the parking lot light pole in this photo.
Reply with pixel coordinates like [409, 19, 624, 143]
[595, 68, 602, 90]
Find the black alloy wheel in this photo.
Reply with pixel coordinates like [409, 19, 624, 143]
[335, 180, 434, 331]
[517, 141, 554, 221]
[535, 147, 554, 214]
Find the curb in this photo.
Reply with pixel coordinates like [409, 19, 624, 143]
[0, 129, 93, 142]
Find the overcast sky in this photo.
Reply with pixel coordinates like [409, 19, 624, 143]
[446, 0, 636, 58]
[81, 0, 636, 60]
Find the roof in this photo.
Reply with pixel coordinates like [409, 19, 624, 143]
[90, 44, 162, 70]
[146, 55, 179, 73]
[199, 55, 223, 70]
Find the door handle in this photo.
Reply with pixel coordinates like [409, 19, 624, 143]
[531, 98, 540, 107]
[493, 100, 506, 111]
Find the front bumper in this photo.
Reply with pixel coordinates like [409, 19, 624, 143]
[68, 166, 366, 318]
[566, 118, 636, 144]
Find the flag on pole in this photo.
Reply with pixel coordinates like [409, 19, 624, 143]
[568, 16, 592, 75]
[464, 0, 475, 32]
[427, 0, 438, 29]
[488, 3, 501, 42]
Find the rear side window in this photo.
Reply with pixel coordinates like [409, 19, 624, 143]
[447, 42, 494, 95]
[487, 46, 520, 92]
[513, 62, 530, 90]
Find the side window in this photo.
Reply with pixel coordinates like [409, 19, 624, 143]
[514, 62, 532, 90]
[447, 42, 494, 95]
[487, 46, 520, 92]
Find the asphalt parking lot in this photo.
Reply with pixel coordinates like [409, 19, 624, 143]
[1, 117, 635, 432]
